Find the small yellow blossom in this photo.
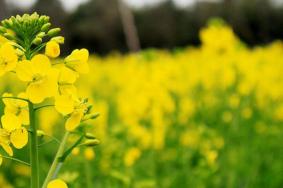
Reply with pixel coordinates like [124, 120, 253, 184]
[65, 48, 89, 75]
[124, 147, 141, 167]
[84, 148, 95, 160]
[45, 41, 60, 58]
[0, 113, 28, 156]
[2, 93, 29, 125]
[55, 97, 89, 131]
[16, 54, 58, 103]
[47, 179, 68, 188]
[71, 147, 80, 156]
[0, 42, 18, 76]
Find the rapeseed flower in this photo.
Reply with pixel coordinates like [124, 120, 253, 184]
[55, 97, 90, 131]
[0, 43, 18, 76]
[2, 93, 29, 125]
[16, 54, 58, 103]
[0, 113, 28, 156]
[47, 179, 68, 188]
[64, 48, 89, 77]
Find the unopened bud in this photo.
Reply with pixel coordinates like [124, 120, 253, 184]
[37, 32, 45, 38]
[81, 139, 100, 147]
[41, 23, 51, 32]
[82, 113, 100, 121]
[32, 37, 42, 45]
[85, 133, 96, 139]
[47, 28, 61, 37]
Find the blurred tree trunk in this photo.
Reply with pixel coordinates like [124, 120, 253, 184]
[223, 0, 234, 22]
[118, 0, 141, 52]
[0, 0, 8, 20]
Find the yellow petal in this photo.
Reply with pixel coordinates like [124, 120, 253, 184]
[16, 60, 34, 81]
[59, 85, 77, 96]
[1, 143, 13, 156]
[26, 84, 46, 104]
[47, 179, 68, 188]
[55, 95, 75, 115]
[1, 113, 21, 132]
[65, 111, 83, 131]
[19, 110, 30, 125]
[0, 43, 18, 74]
[59, 66, 78, 84]
[65, 49, 89, 74]
[31, 54, 51, 74]
[10, 127, 28, 149]
[26, 69, 58, 103]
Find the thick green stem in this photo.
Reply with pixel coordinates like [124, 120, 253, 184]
[42, 132, 70, 188]
[29, 102, 40, 188]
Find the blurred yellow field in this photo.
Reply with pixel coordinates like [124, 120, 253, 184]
[1, 14, 283, 188]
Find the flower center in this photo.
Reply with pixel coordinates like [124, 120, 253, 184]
[32, 74, 46, 84]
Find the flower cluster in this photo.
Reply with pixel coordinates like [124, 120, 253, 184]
[0, 13, 98, 188]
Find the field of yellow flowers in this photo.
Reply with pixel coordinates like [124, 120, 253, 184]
[1, 18, 283, 188]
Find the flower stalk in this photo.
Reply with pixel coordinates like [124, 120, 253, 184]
[42, 132, 70, 188]
[29, 102, 40, 188]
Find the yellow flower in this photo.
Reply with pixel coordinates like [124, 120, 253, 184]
[16, 54, 59, 103]
[0, 42, 18, 76]
[84, 148, 95, 160]
[45, 41, 60, 58]
[0, 113, 28, 156]
[124, 147, 141, 167]
[71, 147, 80, 156]
[2, 93, 29, 125]
[47, 179, 68, 188]
[65, 48, 89, 75]
[55, 97, 89, 131]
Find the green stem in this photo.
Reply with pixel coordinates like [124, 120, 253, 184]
[42, 132, 70, 188]
[84, 160, 93, 188]
[29, 102, 40, 188]
[1, 155, 30, 166]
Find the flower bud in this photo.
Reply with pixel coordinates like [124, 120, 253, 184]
[37, 32, 45, 38]
[47, 28, 61, 37]
[41, 23, 51, 32]
[82, 113, 100, 121]
[81, 139, 100, 147]
[32, 37, 42, 45]
[45, 41, 60, 58]
[85, 133, 96, 139]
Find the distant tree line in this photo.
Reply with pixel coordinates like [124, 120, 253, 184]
[1, 0, 283, 54]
